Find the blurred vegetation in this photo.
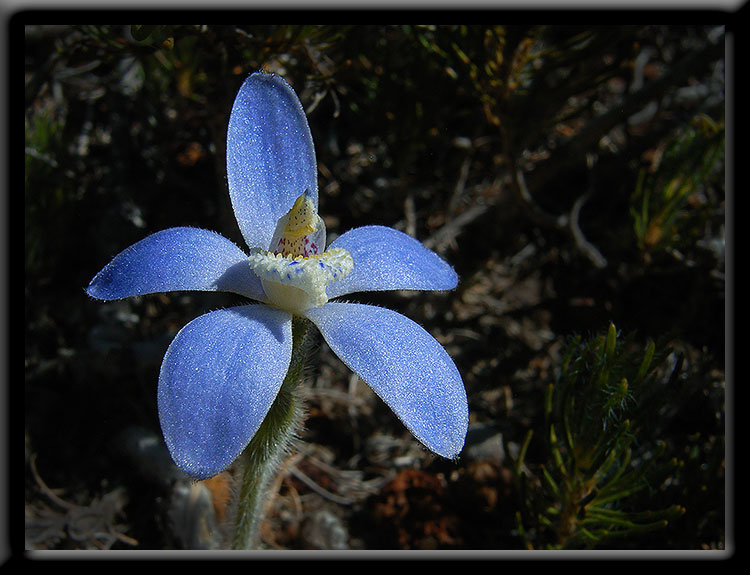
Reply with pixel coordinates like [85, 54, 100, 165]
[25, 24, 726, 551]
[631, 113, 724, 263]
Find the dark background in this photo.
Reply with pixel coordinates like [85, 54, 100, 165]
[23, 22, 727, 551]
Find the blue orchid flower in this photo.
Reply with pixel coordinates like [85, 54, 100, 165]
[87, 72, 468, 481]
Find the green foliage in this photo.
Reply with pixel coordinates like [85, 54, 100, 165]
[409, 25, 512, 127]
[25, 106, 65, 275]
[130, 25, 176, 49]
[631, 113, 725, 262]
[511, 324, 687, 549]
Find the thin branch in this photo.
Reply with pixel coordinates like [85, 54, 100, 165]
[288, 465, 355, 506]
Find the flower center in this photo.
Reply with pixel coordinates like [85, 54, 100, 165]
[248, 191, 353, 313]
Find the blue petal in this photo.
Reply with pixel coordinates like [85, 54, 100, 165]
[86, 227, 265, 302]
[158, 305, 292, 479]
[304, 302, 468, 459]
[326, 225, 458, 299]
[227, 72, 318, 251]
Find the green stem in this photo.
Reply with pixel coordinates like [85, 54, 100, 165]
[230, 316, 312, 550]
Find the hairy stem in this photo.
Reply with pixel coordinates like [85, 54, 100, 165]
[230, 316, 312, 550]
